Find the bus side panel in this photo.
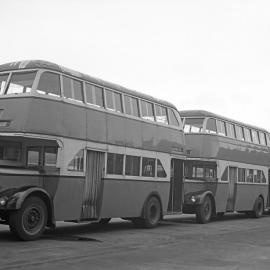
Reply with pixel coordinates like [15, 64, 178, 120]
[51, 177, 85, 221]
[62, 103, 86, 140]
[86, 108, 107, 143]
[107, 114, 126, 146]
[155, 126, 184, 153]
[99, 179, 169, 218]
[235, 184, 268, 211]
[185, 134, 270, 167]
[0, 174, 42, 191]
[0, 98, 30, 133]
[25, 98, 64, 136]
[124, 118, 143, 148]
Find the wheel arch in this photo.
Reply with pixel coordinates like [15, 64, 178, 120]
[7, 187, 55, 227]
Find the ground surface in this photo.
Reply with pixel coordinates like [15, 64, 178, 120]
[1, 213, 270, 270]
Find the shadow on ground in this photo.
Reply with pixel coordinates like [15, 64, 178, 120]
[0, 212, 269, 242]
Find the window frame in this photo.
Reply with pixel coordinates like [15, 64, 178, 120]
[26, 146, 42, 168]
[5, 70, 37, 95]
[36, 71, 61, 97]
[105, 88, 123, 113]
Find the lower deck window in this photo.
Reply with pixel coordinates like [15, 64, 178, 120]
[44, 147, 57, 166]
[107, 153, 123, 175]
[125, 155, 140, 176]
[185, 161, 217, 181]
[27, 147, 41, 167]
[157, 159, 167, 177]
[68, 150, 84, 171]
[0, 142, 21, 162]
[142, 157, 155, 177]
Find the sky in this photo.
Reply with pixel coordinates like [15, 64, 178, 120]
[1, 0, 270, 130]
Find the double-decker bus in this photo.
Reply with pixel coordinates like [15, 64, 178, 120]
[181, 110, 270, 223]
[0, 60, 185, 240]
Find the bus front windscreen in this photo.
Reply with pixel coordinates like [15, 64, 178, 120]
[1, 71, 37, 95]
[184, 118, 204, 133]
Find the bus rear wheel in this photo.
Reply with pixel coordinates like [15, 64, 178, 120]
[132, 196, 161, 228]
[9, 196, 48, 241]
[196, 196, 213, 224]
[142, 196, 161, 228]
[253, 196, 264, 218]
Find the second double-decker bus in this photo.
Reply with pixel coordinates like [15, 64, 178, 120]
[0, 60, 185, 240]
[181, 110, 270, 223]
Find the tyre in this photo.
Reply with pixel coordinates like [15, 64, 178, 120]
[9, 196, 48, 241]
[253, 197, 264, 218]
[141, 196, 161, 228]
[131, 217, 144, 228]
[98, 218, 111, 225]
[196, 196, 213, 224]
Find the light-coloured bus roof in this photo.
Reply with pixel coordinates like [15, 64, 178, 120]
[180, 110, 269, 133]
[0, 60, 177, 109]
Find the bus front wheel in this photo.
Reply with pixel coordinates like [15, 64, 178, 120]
[196, 196, 213, 224]
[9, 196, 48, 241]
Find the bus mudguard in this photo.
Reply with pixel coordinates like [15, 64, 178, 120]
[184, 190, 214, 206]
[0, 186, 55, 227]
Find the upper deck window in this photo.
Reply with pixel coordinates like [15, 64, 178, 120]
[184, 118, 203, 133]
[168, 109, 179, 127]
[226, 122, 236, 138]
[205, 118, 217, 134]
[155, 105, 168, 124]
[124, 95, 139, 117]
[251, 130, 259, 144]
[0, 74, 9, 95]
[217, 120, 226, 136]
[105, 89, 123, 113]
[141, 100, 155, 121]
[266, 134, 270, 146]
[85, 83, 104, 107]
[36, 72, 61, 97]
[235, 125, 245, 141]
[5, 71, 36, 95]
[243, 127, 252, 142]
[259, 132, 266, 146]
[63, 76, 83, 102]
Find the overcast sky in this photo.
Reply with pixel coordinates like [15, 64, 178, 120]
[1, 0, 270, 130]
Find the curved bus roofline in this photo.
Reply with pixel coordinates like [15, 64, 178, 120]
[0, 60, 176, 110]
[180, 109, 270, 133]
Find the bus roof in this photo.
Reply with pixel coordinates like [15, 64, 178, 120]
[0, 60, 176, 109]
[180, 110, 269, 133]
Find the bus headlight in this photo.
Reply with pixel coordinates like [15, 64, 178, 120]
[0, 197, 8, 206]
[191, 196, 196, 203]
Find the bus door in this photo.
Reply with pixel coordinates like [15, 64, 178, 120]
[167, 158, 184, 212]
[81, 150, 105, 219]
[226, 166, 237, 212]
